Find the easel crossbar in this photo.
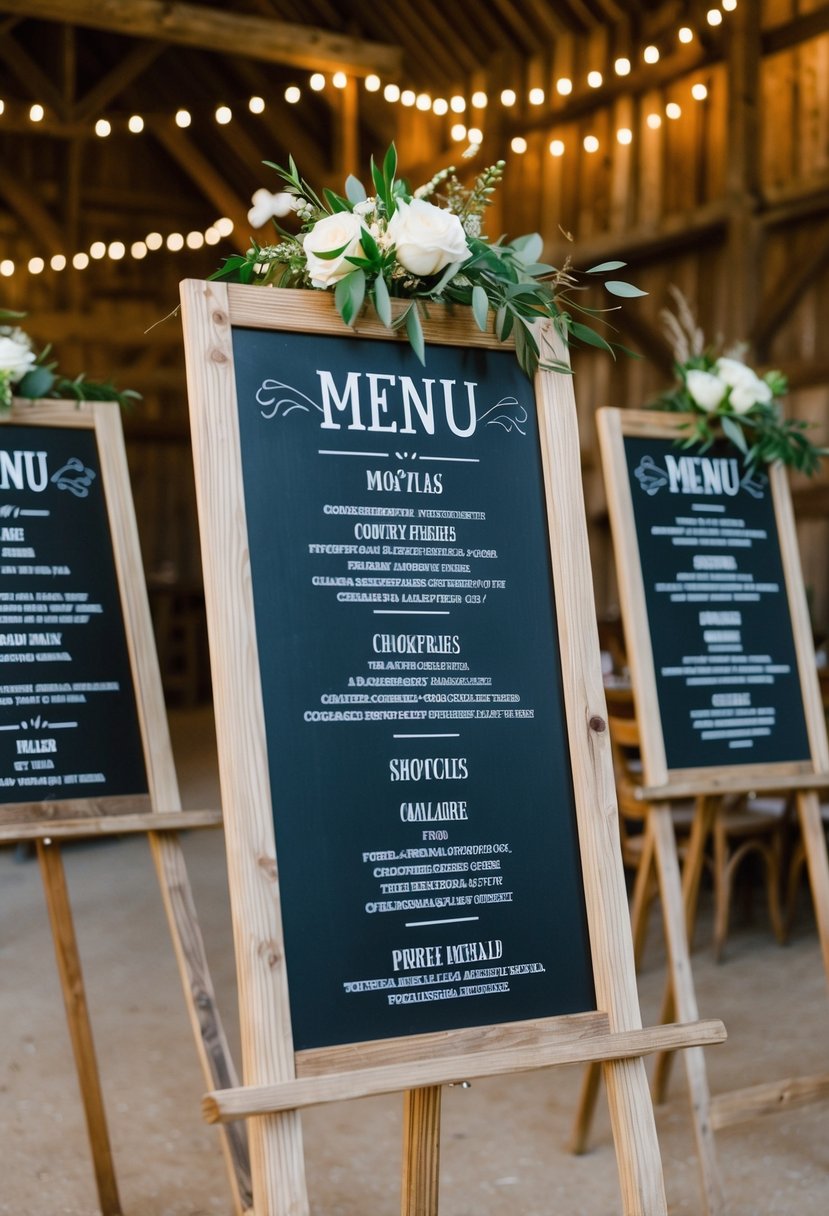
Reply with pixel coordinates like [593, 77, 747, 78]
[710, 1071, 829, 1129]
[638, 773, 829, 801]
[0, 808, 222, 842]
[203, 1018, 726, 1122]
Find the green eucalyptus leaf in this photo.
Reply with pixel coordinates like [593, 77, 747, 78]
[471, 284, 489, 332]
[604, 280, 648, 298]
[335, 269, 365, 327]
[509, 233, 544, 264]
[373, 273, 392, 327]
[16, 365, 55, 399]
[405, 303, 425, 365]
[586, 260, 627, 273]
[345, 174, 367, 204]
[567, 321, 615, 353]
[721, 415, 748, 454]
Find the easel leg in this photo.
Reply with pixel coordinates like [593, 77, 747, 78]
[797, 790, 829, 986]
[603, 1057, 668, 1216]
[568, 819, 659, 1154]
[650, 806, 723, 1216]
[652, 797, 714, 1104]
[36, 839, 122, 1216]
[401, 1086, 441, 1216]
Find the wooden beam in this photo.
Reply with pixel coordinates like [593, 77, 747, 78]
[74, 40, 166, 123]
[0, 30, 71, 119]
[0, 0, 401, 76]
[764, 3, 829, 55]
[150, 123, 252, 254]
[752, 219, 829, 357]
[0, 171, 66, 254]
[724, 0, 762, 347]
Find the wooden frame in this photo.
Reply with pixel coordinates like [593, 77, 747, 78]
[584, 406, 829, 1213]
[0, 398, 249, 1214]
[180, 280, 724, 1216]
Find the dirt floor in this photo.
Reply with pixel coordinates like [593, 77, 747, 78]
[1, 707, 828, 1215]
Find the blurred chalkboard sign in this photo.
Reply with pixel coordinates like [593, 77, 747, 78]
[598, 409, 829, 795]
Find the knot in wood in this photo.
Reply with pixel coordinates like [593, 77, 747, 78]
[210, 347, 228, 364]
[211, 309, 228, 327]
[589, 715, 607, 733]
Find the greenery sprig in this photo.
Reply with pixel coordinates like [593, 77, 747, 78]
[650, 289, 826, 475]
[210, 143, 645, 378]
[0, 310, 140, 412]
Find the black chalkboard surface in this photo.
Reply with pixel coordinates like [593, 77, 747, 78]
[231, 326, 594, 1050]
[623, 433, 811, 771]
[0, 424, 147, 811]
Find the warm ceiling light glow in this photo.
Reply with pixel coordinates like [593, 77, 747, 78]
[95, 118, 111, 137]
[528, 87, 545, 105]
[511, 136, 527, 153]
[549, 139, 565, 157]
[471, 91, 488, 108]
[186, 230, 205, 249]
[467, 126, 483, 144]
[72, 252, 89, 270]
[365, 74, 381, 92]
[175, 109, 191, 128]
[128, 114, 144, 133]
[556, 77, 573, 96]
[50, 253, 66, 271]
[450, 123, 467, 142]
[400, 89, 416, 107]
[130, 241, 147, 259]
[617, 127, 633, 145]
[383, 83, 400, 102]
[722, 0, 737, 9]
[332, 71, 348, 89]
[583, 134, 600, 152]
[145, 231, 163, 250]
[30, 103, 44, 122]
[215, 217, 234, 237]
[28, 257, 45, 274]
[432, 97, 448, 115]
[450, 95, 466, 113]
[614, 57, 631, 76]
[248, 96, 265, 113]
[666, 102, 682, 119]
[587, 71, 603, 88]
[647, 112, 663, 129]
[707, 8, 723, 25]
[107, 241, 125, 260]
[643, 45, 660, 64]
[204, 227, 221, 245]
[215, 105, 232, 124]
[500, 89, 516, 106]
[416, 92, 432, 111]
[692, 82, 709, 100]
[90, 241, 106, 260]
[0, 259, 14, 276]
[285, 86, 301, 104]
[309, 73, 325, 91]
[679, 27, 694, 43]
[166, 232, 184, 251]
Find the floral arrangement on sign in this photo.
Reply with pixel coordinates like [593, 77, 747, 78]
[0, 311, 140, 413]
[650, 288, 825, 475]
[211, 144, 644, 378]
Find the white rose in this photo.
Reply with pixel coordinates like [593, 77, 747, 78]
[388, 198, 470, 277]
[714, 356, 756, 391]
[0, 333, 36, 382]
[729, 385, 758, 414]
[303, 211, 367, 288]
[686, 369, 726, 412]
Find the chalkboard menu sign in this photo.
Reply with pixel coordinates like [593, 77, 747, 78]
[599, 409, 824, 790]
[0, 421, 147, 820]
[230, 327, 594, 1049]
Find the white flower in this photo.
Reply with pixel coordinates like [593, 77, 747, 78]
[353, 198, 376, 217]
[0, 332, 36, 382]
[714, 356, 756, 390]
[686, 369, 726, 412]
[303, 211, 367, 288]
[247, 189, 293, 229]
[388, 198, 470, 277]
[715, 356, 772, 413]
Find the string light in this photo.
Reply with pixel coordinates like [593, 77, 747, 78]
[679, 27, 694, 43]
[401, 89, 416, 107]
[416, 93, 431, 111]
[0, 100, 5, 116]
[451, 123, 467, 142]
[95, 118, 111, 137]
[647, 113, 662, 129]
[471, 91, 487, 108]
[285, 86, 301, 104]
[131, 241, 147, 259]
[432, 98, 448, 116]
[175, 109, 191, 128]
[556, 78, 573, 97]
[107, 241, 125, 260]
[644, 46, 660, 64]
[30, 104, 44, 122]
[707, 8, 723, 25]
[467, 126, 483, 144]
[309, 73, 325, 91]
[450, 95, 466, 113]
[365, 74, 381, 92]
[1, 259, 15, 276]
[215, 105, 232, 124]
[587, 71, 603, 88]
[666, 102, 682, 119]
[145, 232, 163, 251]
[722, 0, 737, 9]
[166, 233, 184, 251]
[617, 128, 633, 145]
[528, 87, 545, 105]
[50, 254, 66, 271]
[128, 114, 144, 133]
[72, 252, 89, 270]
[248, 96, 265, 114]
[90, 241, 106, 260]
[204, 227, 221, 245]
[500, 89, 516, 106]
[332, 72, 348, 89]
[614, 57, 631, 76]
[384, 83, 400, 103]
[186, 231, 205, 249]
[28, 257, 44, 274]
[511, 136, 527, 153]
[549, 139, 565, 157]
[692, 82, 709, 100]
[583, 135, 600, 152]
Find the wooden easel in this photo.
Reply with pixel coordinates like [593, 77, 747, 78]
[181, 280, 724, 1216]
[0, 399, 251, 1215]
[571, 408, 829, 1216]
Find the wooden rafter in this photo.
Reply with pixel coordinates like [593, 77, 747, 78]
[752, 220, 829, 358]
[150, 122, 251, 254]
[0, 0, 401, 76]
[0, 172, 65, 253]
[0, 30, 71, 119]
[74, 40, 166, 123]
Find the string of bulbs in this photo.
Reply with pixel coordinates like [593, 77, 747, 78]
[0, 2, 737, 280]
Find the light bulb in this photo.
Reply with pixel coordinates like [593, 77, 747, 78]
[128, 114, 144, 133]
[549, 139, 565, 157]
[511, 136, 527, 153]
[365, 75, 381, 92]
[248, 96, 265, 114]
[175, 109, 191, 128]
[285, 86, 301, 104]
